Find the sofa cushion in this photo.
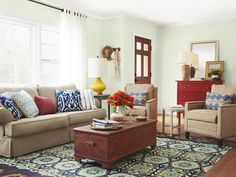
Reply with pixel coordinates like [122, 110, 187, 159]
[63, 109, 106, 125]
[12, 90, 39, 118]
[125, 84, 154, 100]
[56, 89, 83, 112]
[129, 106, 146, 116]
[34, 96, 56, 115]
[205, 92, 232, 110]
[187, 109, 218, 123]
[5, 114, 69, 137]
[37, 84, 77, 109]
[0, 87, 38, 99]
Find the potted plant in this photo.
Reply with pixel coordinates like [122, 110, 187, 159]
[209, 68, 221, 80]
[107, 90, 134, 120]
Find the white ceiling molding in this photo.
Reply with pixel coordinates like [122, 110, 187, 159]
[42, 0, 236, 26]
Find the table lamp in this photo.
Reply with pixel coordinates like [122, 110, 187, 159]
[189, 53, 199, 78]
[177, 51, 191, 80]
[88, 58, 107, 95]
[177, 51, 199, 80]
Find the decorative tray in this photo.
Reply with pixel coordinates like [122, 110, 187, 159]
[91, 124, 122, 131]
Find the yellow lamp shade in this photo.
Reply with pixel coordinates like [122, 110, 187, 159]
[91, 77, 106, 95]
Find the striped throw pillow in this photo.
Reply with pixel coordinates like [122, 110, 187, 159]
[205, 92, 232, 110]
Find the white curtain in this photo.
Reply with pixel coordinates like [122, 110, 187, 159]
[59, 10, 87, 89]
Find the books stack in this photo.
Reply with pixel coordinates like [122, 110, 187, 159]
[91, 118, 121, 130]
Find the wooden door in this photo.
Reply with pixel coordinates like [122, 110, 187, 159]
[134, 36, 152, 84]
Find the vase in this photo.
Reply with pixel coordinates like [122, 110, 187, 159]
[117, 106, 126, 116]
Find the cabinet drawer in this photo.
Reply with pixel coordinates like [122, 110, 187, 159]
[74, 133, 107, 160]
[178, 92, 206, 102]
[178, 83, 212, 93]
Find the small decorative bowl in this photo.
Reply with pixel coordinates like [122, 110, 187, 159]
[110, 113, 124, 121]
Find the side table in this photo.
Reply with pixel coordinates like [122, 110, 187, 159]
[162, 106, 185, 137]
[94, 94, 110, 119]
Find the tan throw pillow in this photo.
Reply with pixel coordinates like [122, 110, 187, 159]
[12, 90, 39, 118]
[0, 106, 14, 125]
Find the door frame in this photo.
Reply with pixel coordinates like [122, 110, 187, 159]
[133, 34, 152, 84]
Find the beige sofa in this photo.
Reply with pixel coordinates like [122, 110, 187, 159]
[0, 84, 106, 157]
[124, 84, 158, 119]
[185, 84, 236, 146]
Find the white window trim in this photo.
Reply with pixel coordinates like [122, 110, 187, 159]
[0, 15, 40, 86]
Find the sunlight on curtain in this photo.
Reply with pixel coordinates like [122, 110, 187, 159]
[59, 10, 87, 89]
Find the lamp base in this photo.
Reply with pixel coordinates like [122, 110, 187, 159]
[91, 77, 106, 95]
[182, 64, 190, 80]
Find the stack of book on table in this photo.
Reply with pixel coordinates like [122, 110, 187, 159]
[91, 118, 122, 130]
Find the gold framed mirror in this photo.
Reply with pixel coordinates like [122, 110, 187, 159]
[189, 40, 219, 78]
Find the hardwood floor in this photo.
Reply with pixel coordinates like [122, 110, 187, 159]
[157, 114, 236, 177]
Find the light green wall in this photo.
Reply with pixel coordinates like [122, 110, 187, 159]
[101, 16, 158, 94]
[0, 0, 60, 25]
[157, 21, 236, 111]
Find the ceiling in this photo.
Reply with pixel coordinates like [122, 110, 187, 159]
[43, 0, 236, 26]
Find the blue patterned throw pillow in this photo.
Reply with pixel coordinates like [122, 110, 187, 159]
[205, 92, 232, 110]
[127, 92, 148, 106]
[56, 89, 83, 112]
[0, 96, 23, 120]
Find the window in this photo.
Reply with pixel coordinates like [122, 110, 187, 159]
[0, 17, 37, 85]
[0, 16, 60, 86]
[40, 26, 60, 85]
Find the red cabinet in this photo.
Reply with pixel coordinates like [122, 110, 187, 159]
[177, 80, 223, 106]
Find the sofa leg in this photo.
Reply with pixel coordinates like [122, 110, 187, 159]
[217, 139, 223, 147]
[185, 132, 190, 139]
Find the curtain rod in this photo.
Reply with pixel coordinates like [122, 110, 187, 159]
[28, 0, 64, 12]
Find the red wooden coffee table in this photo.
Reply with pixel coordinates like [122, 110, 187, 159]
[74, 118, 156, 169]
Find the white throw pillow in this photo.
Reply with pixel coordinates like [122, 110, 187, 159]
[80, 89, 97, 110]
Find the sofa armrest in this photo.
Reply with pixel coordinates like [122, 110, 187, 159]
[217, 104, 236, 139]
[146, 98, 156, 103]
[146, 99, 157, 119]
[185, 101, 205, 111]
[0, 107, 14, 125]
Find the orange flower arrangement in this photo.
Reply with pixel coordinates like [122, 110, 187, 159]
[107, 90, 134, 108]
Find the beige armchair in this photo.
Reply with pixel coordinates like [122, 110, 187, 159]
[124, 84, 158, 119]
[185, 84, 236, 146]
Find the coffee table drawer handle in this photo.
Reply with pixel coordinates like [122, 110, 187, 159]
[85, 140, 95, 147]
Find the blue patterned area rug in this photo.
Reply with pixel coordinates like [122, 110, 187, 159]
[0, 137, 232, 177]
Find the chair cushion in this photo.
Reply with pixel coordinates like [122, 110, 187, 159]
[129, 106, 146, 116]
[64, 109, 106, 125]
[12, 90, 39, 118]
[0, 87, 38, 99]
[187, 109, 218, 123]
[37, 84, 77, 109]
[34, 96, 56, 115]
[56, 89, 83, 112]
[127, 92, 147, 106]
[211, 85, 236, 104]
[125, 84, 154, 100]
[205, 92, 232, 110]
[4, 114, 69, 137]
